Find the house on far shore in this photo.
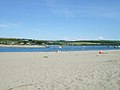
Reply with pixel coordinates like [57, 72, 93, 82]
[20, 43, 24, 45]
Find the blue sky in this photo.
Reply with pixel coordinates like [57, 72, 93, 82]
[0, 0, 120, 40]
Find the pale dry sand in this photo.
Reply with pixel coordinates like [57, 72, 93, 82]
[0, 50, 120, 90]
[0, 45, 46, 48]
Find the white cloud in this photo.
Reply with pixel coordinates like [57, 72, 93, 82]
[51, 7, 75, 18]
[0, 22, 22, 28]
[36, 0, 120, 19]
[63, 37, 92, 41]
[79, 5, 120, 19]
[98, 36, 104, 40]
[63, 37, 76, 41]
[43, 0, 75, 18]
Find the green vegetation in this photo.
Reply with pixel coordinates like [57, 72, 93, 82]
[65, 40, 120, 46]
[0, 38, 120, 46]
[0, 38, 48, 45]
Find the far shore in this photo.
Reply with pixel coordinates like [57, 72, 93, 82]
[0, 45, 46, 48]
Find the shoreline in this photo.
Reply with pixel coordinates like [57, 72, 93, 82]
[0, 45, 46, 48]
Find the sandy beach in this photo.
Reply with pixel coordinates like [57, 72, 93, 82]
[0, 50, 120, 90]
[0, 45, 46, 48]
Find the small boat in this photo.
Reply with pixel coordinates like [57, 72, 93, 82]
[82, 46, 85, 50]
[58, 46, 63, 48]
[114, 46, 120, 48]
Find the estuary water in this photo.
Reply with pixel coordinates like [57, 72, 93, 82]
[0, 46, 120, 52]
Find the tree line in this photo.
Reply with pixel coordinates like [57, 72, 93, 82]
[0, 38, 120, 46]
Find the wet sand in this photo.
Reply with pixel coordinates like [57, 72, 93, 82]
[0, 50, 120, 90]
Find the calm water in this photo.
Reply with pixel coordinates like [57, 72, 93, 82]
[0, 46, 120, 52]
